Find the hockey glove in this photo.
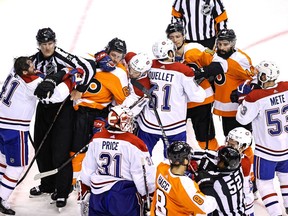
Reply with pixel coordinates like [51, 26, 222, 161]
[34, 79, 56, 99]
[198, 157, 217, 172]
[93, 117, 108, 134]
[94, 50, 116, 72]
[62, 68, 84, 86]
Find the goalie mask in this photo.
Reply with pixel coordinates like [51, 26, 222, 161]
[167, 141, 193, 165]
[217, 146, 241, 171]
[107, 106, 134, 133]
[226, 127, 252, 153]
[256, 60, 280, 87]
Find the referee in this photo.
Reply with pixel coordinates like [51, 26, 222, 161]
[171, 0, 228, 49]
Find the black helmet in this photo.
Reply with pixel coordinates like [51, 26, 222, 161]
[166, 22, 185, 37]
[167, 141, 192, 165]
[217, 146, 241, 171]
[105, 37, 127, 54]
[217, 29, 236, 41]
[36, 27, 56, 43]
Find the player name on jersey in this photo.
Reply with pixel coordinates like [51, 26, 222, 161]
[270, 93, 285, 106]
[157, 173, 171, 193]
[148, 71, 175, 82]
[102, 141, 119, 150]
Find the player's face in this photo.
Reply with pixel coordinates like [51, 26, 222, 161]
[24, 60, 37, 75]
[226, 138, 245, 153]
[168, 32, 184, 49]
[216, 40, 232, 54]
[39, 41, 56, 58]
[128, 67, 142, 79]
[109, 50, 124, 65]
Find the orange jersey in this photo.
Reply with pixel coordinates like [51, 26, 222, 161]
[213, 49, 254, 117]
[74, 67, 129, 110]
[182, 43, 216, 109]
[150, 162, 217, 216]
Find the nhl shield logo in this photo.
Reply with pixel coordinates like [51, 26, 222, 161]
[201, 4, 211, 16]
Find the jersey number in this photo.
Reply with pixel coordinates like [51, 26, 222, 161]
[0, 74, 20, 106]
[227, 171, 243, 195]
[266, 104, 288, 136]
[149, 83, 171, 111]
[154, 189, 167, 214]
[97, 153, 122, 178]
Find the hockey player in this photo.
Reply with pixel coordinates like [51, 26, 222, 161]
[70, 38, 129, 186]
[166, 22, 228, 150]
[136, 38, 206, 157]
[150, 141, 217, 215]
[78, 105, 155, 216]
[236, 60, 288, 215]
[29, 27, 95, 209]
[194, 29, 255, 136]
[0, 56, 81, 215]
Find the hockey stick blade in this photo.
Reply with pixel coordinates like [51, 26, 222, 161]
[34, 169, 58, 180]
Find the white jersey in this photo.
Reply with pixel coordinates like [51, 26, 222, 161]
[236, 81, 288, 161]
[0, 70, 71, 131]
[80, 129, 156, 197]
[137, 60, 205, 136]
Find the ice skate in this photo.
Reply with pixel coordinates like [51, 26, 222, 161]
[29, 186, 54, 198]
[0, 197, 15, 215]
[56, 198, 67, 212]
[50, 191, 57, 204]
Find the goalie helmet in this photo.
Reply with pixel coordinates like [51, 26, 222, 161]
[167, 141, 193, 165]
[152, 38, 175, 60]
[166, 22, 185, 36]
[107, 105, 134, 133]
[36, 27, 56, 43]
[256, 60, 280, 87]
[105, 37, 127, 55]
[226, 127, 252, 152]
[217, 146, 241, 171]
[128, 53, 152, 78]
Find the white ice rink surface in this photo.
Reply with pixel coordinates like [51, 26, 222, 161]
[1, 0, 288, 215]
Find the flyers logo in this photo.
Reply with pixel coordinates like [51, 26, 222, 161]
[193, 195, 204, 205]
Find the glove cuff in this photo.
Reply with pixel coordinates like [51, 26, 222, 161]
[44, 78, 57, 87]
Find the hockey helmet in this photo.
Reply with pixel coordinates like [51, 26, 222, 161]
[226, 127, 252, 152]
[128, 53, 152, 78]
[152, 38, 175, 60]
[217, 146, 241, 171]
[167, 141, 193, 165]
[217, 29, 236, 42]
[166, 22, 185, 37]
[36, 27, 56, 43]
[105, 37, 127, 55]
[107, 105, 134, 133]
[256, 60, 280, 87]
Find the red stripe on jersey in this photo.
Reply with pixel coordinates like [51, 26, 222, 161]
[3, 174, 17, 183]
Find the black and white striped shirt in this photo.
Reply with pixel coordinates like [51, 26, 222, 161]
[172, 0, 228, 42]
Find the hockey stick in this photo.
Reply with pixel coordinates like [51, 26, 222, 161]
[141, 158, 151, 214]
[34, 95, 151, 180]
[131, 79, 170, 148]
[17, 97, 68, 186]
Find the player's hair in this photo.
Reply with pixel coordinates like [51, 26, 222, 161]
[14, 56, 30, 76]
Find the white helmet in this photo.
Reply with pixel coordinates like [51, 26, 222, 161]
[152, 38, 175, 60]
[129, 53, 152, 77]
[108, 105, 134, 133]
[256, 60, 280, 87]
[226, 127, 252, 152]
